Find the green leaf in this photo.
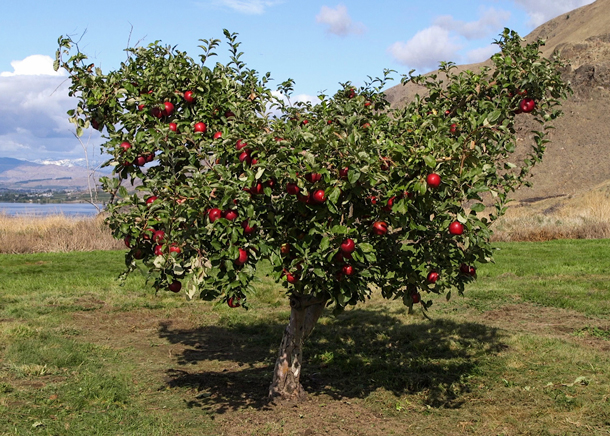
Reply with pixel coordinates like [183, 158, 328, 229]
[320, 237, 330, 251]
[470, 203, 485, 213]
[423, 155, 436, 168]
[348, 169, 360, 184]
[488, 110, 501, 123]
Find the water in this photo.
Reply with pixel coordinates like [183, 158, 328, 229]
[0, 202, 104, 217]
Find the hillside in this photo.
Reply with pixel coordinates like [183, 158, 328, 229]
[385, 0, 610, 202]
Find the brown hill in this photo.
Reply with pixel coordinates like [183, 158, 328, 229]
[385, 0, 610, 202]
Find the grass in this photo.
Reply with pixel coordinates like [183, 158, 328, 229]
[0, 242, 609, 435]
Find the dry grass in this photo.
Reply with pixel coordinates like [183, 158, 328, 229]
[0, 213, 123, 254]
[492, 188, 610, 242]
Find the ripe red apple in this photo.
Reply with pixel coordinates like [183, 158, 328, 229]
[213, 131, 222, 140]
[364, 101, 372, 107]
[251, 158, 259, 165]
[286, 183, 300, 196]
[362, 122, 371, 129]
[427, 271, 439, 284]
[469, 266, 476, 276]
[250, 183, 264, 195]
[154, 245, 164, 256]
[234, 248, 248, 266]
[342, 265, 354, 276]
[339, 167, 349, 180]
[241, 220, 256, 235]
[145, 153, 155, 163]
[134, 156, 146, 167]
[340, 238, 356, 254]
[312, 189, 326, 204]
[223, 210, 238, 221]
[194, 122, 207, 133]
[208, 208, 222, 222]
[382, 196, 395, 212]
[347, 88, 356, 99]
[225, 110, 235, 118]
[151, 107, 163, 118]
[138, 103, 145, 111]
[236, 140, 247, 150]
[305, 172, 322, 183]
[91, 119, 100, 130]
[239, 150, 252, 165]
[133, 248, 145, 260]
[285, 271, 298, 284]
[124, 236, 131, 248]
[460, 263, 471, 275]
[450, 123, 458, 134]
[169, 123, 177, 132]
[302, 119, 309, 126]
[146, 196, 158, 206]
[119, 142, 131, 152]
[519, 98, 535, 113]
[372, 221, 388, 235]
[153, 230, 165, 243]
[163, 101, 174, 116]
[227, 296, 241, 308]
[426, 173, 441, 188]
[449, 221, 464, 235]
[280, 243, 290, 255]
[297, 193, 311, 204]
[184, 90, 194, 103]
[169, 244, 181, 254]
[168, 280, 182, 293]
[412, 293, 421, 304]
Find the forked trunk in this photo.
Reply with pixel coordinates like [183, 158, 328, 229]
[268, 294, 327, 401]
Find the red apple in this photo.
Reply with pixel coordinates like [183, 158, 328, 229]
[250, 183, 264, 195]
[119, 142, 131, 152]
[184, 90, 194, 103]
[450, 123, 458, 134]
[146, 196, 158, 206]
[382, 196, 395, 212]
[225, 110, 235, 118]
[449, 221, 464, 235]
[124, 236, 131, 248]
[339, 167, 349, 180]
[154, 245, 164, 256]
[312, 189, 326, 204]
[342, 265, 354, 276]
[163, 101, 174, 116]
[168, 280, 182, 293]
[213, 131, 222, 140]
[469, 266, 476, 276]
[286, 183, 300, 196]
[208, 208, 222, 222]
[412, 293, 421, 304]
[151, 107, 163, 118]
[135, 156, 147, 167]
[460, 263, 471, 275]
[241, 220, 256, 235]
[169, 244, 181, 254]
[364, 101, 372, 107]
[138, 103, 145, 111]
[223, 210, 238, 221]
[239, 150, 252, 165]
[153, 230, 165, 243]
[133, 248, 144, 260]
[227, 296, 241, 308]
[145, 153, 155, 163]
[362, 122, 371, 129]
[280, 243, 290, 255]
[194, 122, 207, 133]
[305, 172, 322, 183]
[519, 98, 535, 113]
[340, 238, 356, 254]
[347, 88, 356, 99]
[372, 221, 388, 235]
[234, 248, 248, 266]
[169, 122, 178, 132]
[427, 271, 439, 284]
[285, 271, 298, 284]
[426, 173, 441, 188]
[236, 139, 247, 150]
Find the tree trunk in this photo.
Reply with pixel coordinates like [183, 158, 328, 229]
[268, 294, 327, 401]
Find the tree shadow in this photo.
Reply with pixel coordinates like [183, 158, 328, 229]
[158, 307, 507, 414]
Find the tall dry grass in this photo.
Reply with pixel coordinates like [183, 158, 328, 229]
[491, 189, 610, 242]
[0, 213, 124, 254]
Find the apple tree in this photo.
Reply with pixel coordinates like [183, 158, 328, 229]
[55, 29, 570, 401]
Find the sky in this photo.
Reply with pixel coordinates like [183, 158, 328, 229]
[0, 0, 595, 164]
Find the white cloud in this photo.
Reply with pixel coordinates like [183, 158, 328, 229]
[388, 26, 462, 72]
[433, 7, 511, 40]
[211, 0, 283, 14]
[512, 0, 595, 27]
[1, 55, 65, 77]
[466, 44, 500, 64]
[316, 4, 366, 36]
[0, 60, 98, 162]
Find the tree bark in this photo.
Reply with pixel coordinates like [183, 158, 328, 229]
[268, 294, 327, 401]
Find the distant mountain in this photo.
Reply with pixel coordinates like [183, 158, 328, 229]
[385, 0, 610, 202]
[0, 157, 111, 191]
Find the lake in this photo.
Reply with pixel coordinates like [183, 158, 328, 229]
[0, 202, 104, 217]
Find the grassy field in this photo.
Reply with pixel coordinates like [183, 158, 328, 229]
[1, 241, 609, 435]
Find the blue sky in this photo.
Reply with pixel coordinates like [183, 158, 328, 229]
[0, 0, 594, 164]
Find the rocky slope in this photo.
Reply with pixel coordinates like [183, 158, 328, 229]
[385, 0, 610, 202]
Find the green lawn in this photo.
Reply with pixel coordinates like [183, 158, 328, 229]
[1, 241, 609, 435]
